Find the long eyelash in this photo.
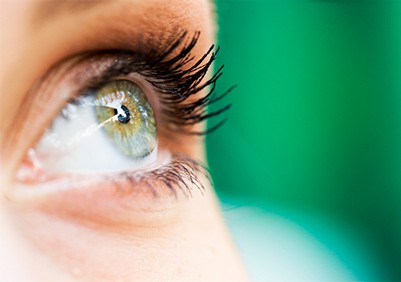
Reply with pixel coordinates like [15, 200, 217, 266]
[144, 31, 235, 135]
[88, 31, 234, 135]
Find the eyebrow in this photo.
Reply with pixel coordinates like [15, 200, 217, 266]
[32, 0, 109, 24]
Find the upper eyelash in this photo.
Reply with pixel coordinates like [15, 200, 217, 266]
[83, 31, 234, 135]
[140, 31, 234, 135]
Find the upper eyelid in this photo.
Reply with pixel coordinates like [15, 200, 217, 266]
[78, 31, 202, 92]
[70, 33, 231, 136]
[2, 0, 214, 143]
[19, 31, 228, 138]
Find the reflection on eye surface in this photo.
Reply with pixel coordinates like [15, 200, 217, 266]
[14, 32, 230, 202]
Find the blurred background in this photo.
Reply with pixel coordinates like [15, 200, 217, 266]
[206, 0, 401, 280]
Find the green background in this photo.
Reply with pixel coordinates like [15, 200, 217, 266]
[207, 0, 401, 280]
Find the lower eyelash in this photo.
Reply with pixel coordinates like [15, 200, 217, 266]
[9, 155, 210, 227]
[113, 154, 209, 198]
[14, 154, 210, 200]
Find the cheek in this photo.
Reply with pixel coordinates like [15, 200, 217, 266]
[4, 178, 242, 282]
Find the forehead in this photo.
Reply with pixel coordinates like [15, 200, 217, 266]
[0, 0, 215, 70]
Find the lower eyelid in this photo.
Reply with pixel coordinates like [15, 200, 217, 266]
[8, 154, 208, 228]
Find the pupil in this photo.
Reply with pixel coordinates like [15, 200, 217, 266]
[117, 105, 131, 124]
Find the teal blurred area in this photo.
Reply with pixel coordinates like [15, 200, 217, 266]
[207, 0, 401, 280]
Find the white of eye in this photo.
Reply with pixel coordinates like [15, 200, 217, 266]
[31, 96, 157, 175]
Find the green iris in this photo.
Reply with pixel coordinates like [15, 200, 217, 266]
[95, 80, 157, 159]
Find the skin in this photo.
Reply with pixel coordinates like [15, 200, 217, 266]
[0, 1, 248, 281]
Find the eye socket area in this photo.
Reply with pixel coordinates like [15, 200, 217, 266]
[12, 41, 218, 185]
[7, 28, 229, 226]
[7, 30, 228, 187]
[9, 52, 209, 221]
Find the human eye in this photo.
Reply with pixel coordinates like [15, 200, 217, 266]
[7, 32, 231, 223]
[27, 79, 158, 174]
